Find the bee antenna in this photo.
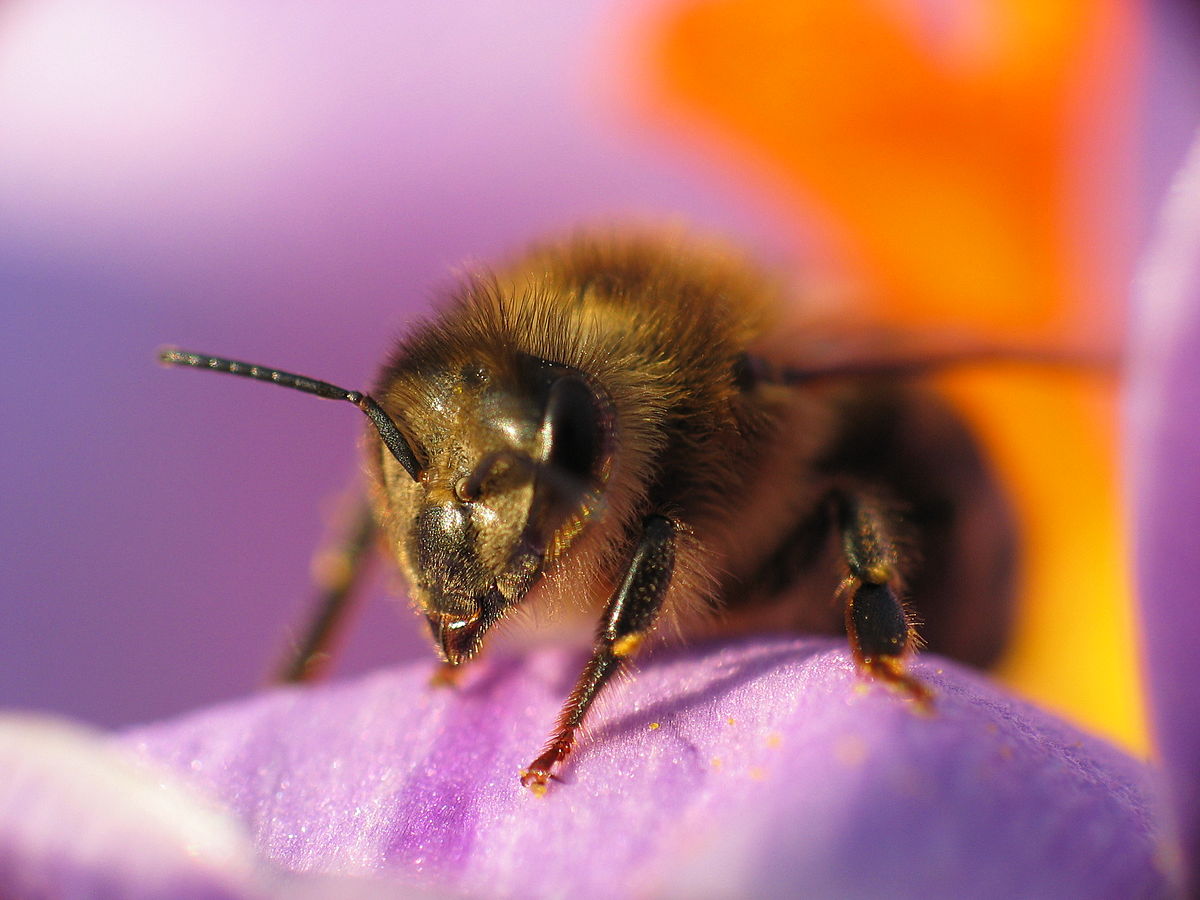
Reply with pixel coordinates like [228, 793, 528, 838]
[157, 347, 422, 480]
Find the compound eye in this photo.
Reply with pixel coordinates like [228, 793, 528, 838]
[541, 376, 603, 483]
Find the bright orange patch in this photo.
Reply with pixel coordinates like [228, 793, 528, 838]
[624, 0, 1144, 750]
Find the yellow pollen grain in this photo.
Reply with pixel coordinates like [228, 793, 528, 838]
[748, 766, 767, 781]
[765, 732, 783, 749]
[612, 632, 644, 657]
[711, 757, 723, 770]
[867, 564, 892, 582]
[648, 722, 660, 731]
[726, 716, 736, 726]
[525, 779, 548, 798]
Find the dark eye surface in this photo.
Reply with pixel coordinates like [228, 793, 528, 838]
[544, 376, 602, 482]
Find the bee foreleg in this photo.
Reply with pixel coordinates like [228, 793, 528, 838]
[834, 492, 933, 709]
[274, 492, 377, 684]
[520, 514, 677, 794]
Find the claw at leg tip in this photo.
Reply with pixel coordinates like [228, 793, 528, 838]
[519, 769, 550, 796]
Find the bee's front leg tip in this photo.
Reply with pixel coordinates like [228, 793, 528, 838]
[520, 737, 572, 795]
[428, 662, 462, 689]
[519, 767, 553, 796]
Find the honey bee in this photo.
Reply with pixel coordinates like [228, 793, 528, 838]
[160, 231, 1016, 793]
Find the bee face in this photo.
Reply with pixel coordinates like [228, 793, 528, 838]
[374, 354, 612, 664]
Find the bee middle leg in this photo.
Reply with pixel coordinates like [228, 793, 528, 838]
[274, 493, 377, 684]
[520, 514, 677, 794]
[834, 491, 933, 708]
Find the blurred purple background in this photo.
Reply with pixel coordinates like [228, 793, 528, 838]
[0, 0, 1197, 730]
[0, 0, 797, 727]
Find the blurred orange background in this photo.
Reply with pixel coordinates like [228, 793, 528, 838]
[627, 0, 1144, 750]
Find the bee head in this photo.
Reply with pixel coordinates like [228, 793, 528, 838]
[374, 354, 614, 665]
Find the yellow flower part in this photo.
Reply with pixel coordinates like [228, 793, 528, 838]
[632, 0, 1145, 751]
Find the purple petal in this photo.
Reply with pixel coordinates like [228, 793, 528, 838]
[113, 637, 1169, 897]
[1127, 126, 1200, 888]
[0, 716, 447, 899]
[0, 716, 261, 900]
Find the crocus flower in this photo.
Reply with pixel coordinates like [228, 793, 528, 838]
[2, 0, 1196, 896]
[0, 636, 1177, 897]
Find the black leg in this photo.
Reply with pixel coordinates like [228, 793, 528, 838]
[520, 515, 677, 794]
[834, 491, 932, 708]
[274, 494, 378, 683]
